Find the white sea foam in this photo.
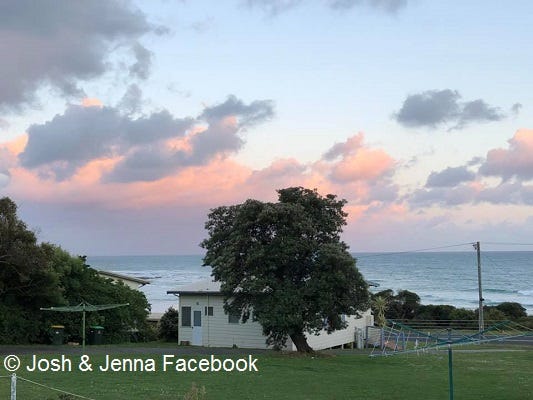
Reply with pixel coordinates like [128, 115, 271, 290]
[87, 252, 533, 315]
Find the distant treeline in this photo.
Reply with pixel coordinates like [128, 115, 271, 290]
[371, 289, 532, 327]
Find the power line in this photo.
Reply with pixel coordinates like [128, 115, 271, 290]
[482, 241, 533, 246]
[354, 242, 474, 259]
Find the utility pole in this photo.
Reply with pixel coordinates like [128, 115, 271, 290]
[474, 241, 484, 334]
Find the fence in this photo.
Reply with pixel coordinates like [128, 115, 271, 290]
[1, 373, 95, 400]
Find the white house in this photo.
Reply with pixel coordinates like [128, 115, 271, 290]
[167, 280, 373, 350]
[98, 270, 150, 289]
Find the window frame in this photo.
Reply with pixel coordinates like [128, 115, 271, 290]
[181, 306, 191, 327]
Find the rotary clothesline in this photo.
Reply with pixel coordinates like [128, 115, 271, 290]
[40, 300, 129, 351]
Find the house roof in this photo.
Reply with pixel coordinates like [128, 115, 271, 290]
[98, 270, 150, 286]
[167, 279, 221, 295]
[168, 278, 377, 295]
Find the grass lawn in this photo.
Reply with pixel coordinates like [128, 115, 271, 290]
[1, 347, 531, 399]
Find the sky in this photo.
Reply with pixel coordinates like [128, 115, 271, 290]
[1, 0, 533, 255]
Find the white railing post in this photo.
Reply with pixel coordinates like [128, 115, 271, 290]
[10, 373, 16, 400]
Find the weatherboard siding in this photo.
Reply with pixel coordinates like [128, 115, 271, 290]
[178, 294, 273, 349]
[305, 310, 374, 350]
[178, 293, 372, 350]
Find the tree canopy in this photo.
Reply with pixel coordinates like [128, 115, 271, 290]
[201, 187, 370, 352]
[0, 197, 151, 344]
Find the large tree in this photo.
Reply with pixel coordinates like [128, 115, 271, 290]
[201, 187, 370, 352]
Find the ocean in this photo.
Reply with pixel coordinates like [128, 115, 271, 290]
[86, 252, 533, 315]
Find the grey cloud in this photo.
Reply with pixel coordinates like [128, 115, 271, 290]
[103, 146, 177, 183]
[0, 1, 160, 110]
[477, 182, 525, 205]
[18, 95, 273, 183]
[245, 0, 303, 15]
[118, 84, 144, 115]
[20, 105, 193, 179]
[395, 89, 509, 130]
[0, 119, 9, 130]
[200, 95, 274, 127]
[467, 157, 484, 167]
[426, 166, 475, 188]
[328, 0, 408, 13]
[129, 42, 153, 80]
[511, 103, 522, 115]
[187, 121, 244, 165]
[107, 96, 274, 182]
[190, 17, 215, 34]
[410, 185, 477, 207]
[395, 89, 461, 128]
[454, 99, 505, 130]
[245, 0, 407, 15]
[366, 183, 399, 202]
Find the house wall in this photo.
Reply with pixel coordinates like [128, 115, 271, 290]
[178, 294, 373, 351]
[178, 294, 274, 349]
[303, 310, 374, 350]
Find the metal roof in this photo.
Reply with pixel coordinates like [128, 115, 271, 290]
[167, 279, 221, 295]
[98, 270, 150, 286]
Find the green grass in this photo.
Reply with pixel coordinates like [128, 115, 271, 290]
[1, 348, 532, 399]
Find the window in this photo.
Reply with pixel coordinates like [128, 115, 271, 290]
[228, 312, 240, 324]
[181, 306, 191, 327]
[204, 306, 213, 316]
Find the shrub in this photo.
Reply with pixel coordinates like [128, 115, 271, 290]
[158, 307, 180, 341]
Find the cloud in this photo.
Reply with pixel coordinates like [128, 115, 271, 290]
[0, 172, 9, 188]
[5, 128, 400, 219]
[129, 42, 153, 80]
[328, 0, 408, 13]
[19, 104, 194, 180]
[323, 133, 395, 183]
[479, 129, 533, 180]
[200, 95, 274, 128]
[2, 127, 412, 253]
[410, 184, 478, 207]
[476, 182, 533, 205]
[407, 130, 533, 208]
[107, 95, 275, 182]
[245, 0, 303, 15]
[426, 166, 476, 188]
[511, 103, 522, 115]
[245, 0, 408, 15]
[0, 1, 161, 110]
[17, 95, 274, 183]
[190, 17, 216, 34]
[118, 84, 144, 115]
[394, 89, 508, 130]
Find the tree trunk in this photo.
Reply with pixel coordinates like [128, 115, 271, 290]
[290, 332, 314, 353]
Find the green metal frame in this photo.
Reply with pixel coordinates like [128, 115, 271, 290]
[41, 301, 129, 352]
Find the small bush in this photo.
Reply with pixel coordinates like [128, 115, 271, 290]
[158, 307, 179, 341]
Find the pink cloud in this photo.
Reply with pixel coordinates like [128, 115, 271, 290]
[480, 129, 533, 180]
[321, 133, 395, 183]
[2, 131, 400, 217]
[82, 98, 103, 108]
[330, 147, 394, 183]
